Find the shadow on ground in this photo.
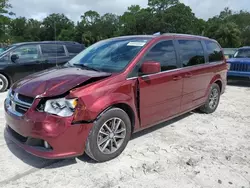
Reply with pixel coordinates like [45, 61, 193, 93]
[227, 80, 250, 88]
[4, 112, 193, 168]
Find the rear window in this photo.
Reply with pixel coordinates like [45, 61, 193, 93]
[178, 40, 205, 67]
[206, 41, 224, 62]
[41, 44, 66, 57]
[66, 45, 84, 54]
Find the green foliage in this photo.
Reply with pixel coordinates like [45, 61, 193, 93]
[207, 22, 241, 47]
[1, 1, 250, 48]
[40, 13, 74, 41]
[148, 0, 179, 12]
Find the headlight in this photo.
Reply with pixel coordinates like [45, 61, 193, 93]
[227, 63, 231, 70]
[44, 98, 78, 117]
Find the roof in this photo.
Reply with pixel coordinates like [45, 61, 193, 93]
[12, 41, 82, 46]
[110, 33, 211, 41]
[162, 33, 209, 39]
[239, 46, 250, 49]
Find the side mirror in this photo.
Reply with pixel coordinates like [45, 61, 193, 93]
[141, 61, 161, 75]
[11, 54, 19, 63]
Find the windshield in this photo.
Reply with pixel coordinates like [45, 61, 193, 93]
[223, 48, 237, 55]
[0, 45, 16, 57]
[68, 38, 150, 73]
[234, 49, 250, 58]
[0, 48, 4, 54]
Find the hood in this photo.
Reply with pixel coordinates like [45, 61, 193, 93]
[227, 58, 250, 63]
[12, 67, 111, 98]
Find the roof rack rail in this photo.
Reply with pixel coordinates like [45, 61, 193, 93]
[161, 33, 209, 39]
[41, 41, 80, 44]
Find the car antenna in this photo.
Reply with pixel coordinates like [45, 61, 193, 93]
[54, 21, 58, 67]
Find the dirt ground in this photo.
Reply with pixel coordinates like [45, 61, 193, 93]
[0, 82, 249, 188]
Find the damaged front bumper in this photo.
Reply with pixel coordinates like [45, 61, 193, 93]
[4, 98, 93, 159]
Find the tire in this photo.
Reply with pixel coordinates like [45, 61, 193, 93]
[85, 108, 131, 162]
[199, 83, 221, 114]
[0, 74, 9, 92]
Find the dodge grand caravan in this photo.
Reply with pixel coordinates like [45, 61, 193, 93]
[4, 34, 227, 162]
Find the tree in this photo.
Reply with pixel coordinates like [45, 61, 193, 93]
[40, 13, 74, 41]
[148, 0, 179, 12]
[58, 28, 76, 41]
[25, 19, 42, 41]
[206, 22, 241, 47]
[8, 17, 27, 42]
[75, 11, 101, 45]
[0, 0, 14, 42]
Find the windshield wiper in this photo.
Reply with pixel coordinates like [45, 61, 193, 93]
[73, 64, 100, 72]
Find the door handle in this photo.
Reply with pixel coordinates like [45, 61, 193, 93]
[184, 73, 193, 78]
[173, 76, 182, 81]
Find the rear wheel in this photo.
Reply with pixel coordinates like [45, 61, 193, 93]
[199, 83, 221, 114]
[0, 74, 9, 92]
[85, 108, 131, 162]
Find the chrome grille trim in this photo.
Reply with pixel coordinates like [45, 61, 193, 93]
[7, 90, 34, 116]
[229, 62, 250, 72]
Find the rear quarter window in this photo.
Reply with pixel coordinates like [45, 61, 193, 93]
[66, 45, 84, 54]
[41, 44, 66, 57]
[205, 41, 224, 62]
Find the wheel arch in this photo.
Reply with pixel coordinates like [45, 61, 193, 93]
[96, 103, 136, 134]
[206, 74, 223, 96]
[214, 80, 222, 92]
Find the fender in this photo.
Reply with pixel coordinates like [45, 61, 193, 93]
[73, 93, 138, 123]
[205, 74, 223, 97]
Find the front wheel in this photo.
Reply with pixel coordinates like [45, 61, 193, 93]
[199, 83, 221, 114]
[0, 74, 9, 92]
[85, 108, 131, 162]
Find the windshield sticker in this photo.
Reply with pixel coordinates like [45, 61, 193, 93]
[127, 42, 146, 47]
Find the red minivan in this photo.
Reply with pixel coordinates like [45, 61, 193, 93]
[4, 34, 227, 162]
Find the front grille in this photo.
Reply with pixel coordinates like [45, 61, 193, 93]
[7, 90, 34, 116]
[15, 104, 29, 114]
[17, 94, 34, 104]
[230, 62, 250, 72]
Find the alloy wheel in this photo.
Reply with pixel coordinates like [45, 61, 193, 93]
[97, 117, 126, 154]
[209, 88, 219, 109]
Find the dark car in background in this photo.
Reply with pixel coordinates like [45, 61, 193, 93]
[223, 48, 238, 59]
[227, 46, 250, 81]
[0, 41, 85, 92]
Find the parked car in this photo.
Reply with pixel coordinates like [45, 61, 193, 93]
[227, 46, 250, 81]
[4, 34, 227, 162]
[0, 41, 85, 92]
[223, 48, 238, 59]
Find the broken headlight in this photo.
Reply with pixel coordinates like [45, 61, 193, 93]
[44, 98, 78, 117]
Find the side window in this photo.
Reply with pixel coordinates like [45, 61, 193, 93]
[41, 44, 66, 57]
[66, 45, 83, 54]
[143, 40, 178, 72]
[178, 40, 205, 67]
[12, 45, 39, 62]
[205, 41, 224, 62]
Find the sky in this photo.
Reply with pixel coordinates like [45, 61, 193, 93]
[8, 0, 250, 22]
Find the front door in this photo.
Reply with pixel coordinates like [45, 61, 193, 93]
[8, 44, 43, 82]
[138, 40, 183, 127]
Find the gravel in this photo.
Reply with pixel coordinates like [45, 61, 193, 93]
[0, 83, 249, 188]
